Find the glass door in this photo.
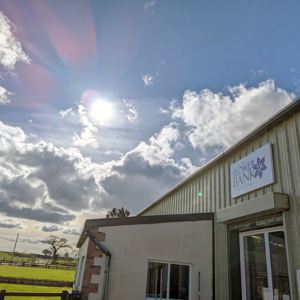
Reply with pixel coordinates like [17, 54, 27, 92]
[240, 227, 290, 300]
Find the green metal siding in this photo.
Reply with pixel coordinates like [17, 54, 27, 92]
[142, 113, 300, 217]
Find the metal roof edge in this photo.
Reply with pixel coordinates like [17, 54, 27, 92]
[138, 97, 300, 216]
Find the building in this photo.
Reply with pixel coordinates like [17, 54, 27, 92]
[75, 98, 300, 300]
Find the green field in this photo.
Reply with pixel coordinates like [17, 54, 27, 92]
[0, 265, 75, 282]
[0, 265, 76, 299]
[0, 283, 70, 300]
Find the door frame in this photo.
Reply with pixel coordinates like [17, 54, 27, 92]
[239, 226, 284, 300]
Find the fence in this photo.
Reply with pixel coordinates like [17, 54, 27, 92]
[0, 259, 76, 270]
[0, 276, 73, 287]
[0, 290, 80, 299]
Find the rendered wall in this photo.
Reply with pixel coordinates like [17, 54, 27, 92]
[90, 220, 213, 300]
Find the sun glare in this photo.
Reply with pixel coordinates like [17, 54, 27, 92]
[89, 98, 115, 125]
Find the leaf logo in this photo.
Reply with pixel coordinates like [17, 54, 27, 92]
[252, 156, 267, 178]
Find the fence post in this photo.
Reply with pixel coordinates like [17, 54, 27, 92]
[71, 290, 81, 299]
[0, 290, 6, 300]
[61, 290, 69, 300]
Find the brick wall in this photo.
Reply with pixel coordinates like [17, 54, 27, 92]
[80, 229, 105, 300]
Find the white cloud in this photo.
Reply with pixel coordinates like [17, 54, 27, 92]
[0, 11, 30, 70]
[72, 104, 99, 148]
[133, 122, 179, 166]
[0, 219, 23, 229]
[290, 68, 300, 92]
[94, 122, 197, 210]
[59, 108, 75, 118]
[37, 224, 61, 232]
[0, 85, 10, 104]
[0, 12, 30, 107]
[180, 157, 198, 174]
[1, 79, 294, 225]
[0, 117, 195, 220]
[172, 80, 294, 151]
[62, 228, 81, 236]
[124, 100, 139, 123]
[144, 0, 156, 10]
[0, 121, 92, 222]
[0, 235, 14, 242]
[251, 68, 267, 78]
[20, 237, 41, 244]
[199, 157, 207, 167]
[159, 107, 169, 115]
[142, 73, 154, 86]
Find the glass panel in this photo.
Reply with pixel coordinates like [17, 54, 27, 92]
[146, 262, 168, 298]
[75, 256, 85, 286]
[244, 234, 270, 300]
[229, 230, 242, 298]
[169, 264, 189, 300]
[269, 231, 291, 300]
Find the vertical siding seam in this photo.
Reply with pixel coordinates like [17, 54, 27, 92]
[284, 121, 295, 194]
[196, 178, 200, 213]
[273, 126, 283, 193]
[211, 170, 215, 212]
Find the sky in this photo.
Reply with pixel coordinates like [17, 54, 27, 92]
[0, 0, 299, 254]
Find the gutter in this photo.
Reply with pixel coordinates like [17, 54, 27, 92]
[84, 230, 111, 300]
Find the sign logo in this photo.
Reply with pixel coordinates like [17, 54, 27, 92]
[230, 144, 274, 198]
[252, 157, 267, 178]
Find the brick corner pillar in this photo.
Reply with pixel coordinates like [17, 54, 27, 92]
[81, 229, 106, 300]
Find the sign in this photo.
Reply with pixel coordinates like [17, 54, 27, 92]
[230, 143, 274, 198]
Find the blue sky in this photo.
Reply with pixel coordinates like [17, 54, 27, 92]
[0, 0, 299, 253]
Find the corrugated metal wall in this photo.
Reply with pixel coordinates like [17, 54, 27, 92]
[141, 110, 300, 300]
[141, 112, 300, 220]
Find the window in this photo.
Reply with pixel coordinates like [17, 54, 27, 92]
[146, 261, 190, 300]
[74, 255, 85, 288]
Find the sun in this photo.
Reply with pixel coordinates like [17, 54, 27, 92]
[89, 98, 115, 125]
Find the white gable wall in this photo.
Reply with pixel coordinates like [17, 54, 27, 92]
[91, 219, 213, 300]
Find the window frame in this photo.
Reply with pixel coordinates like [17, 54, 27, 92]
[145, 260, 192, 300]
[74, 255, 86, 289]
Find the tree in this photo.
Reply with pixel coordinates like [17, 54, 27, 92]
[71, 249, 79, 259]
[42, 235, 72, 262]
[106, 207, 130, 218]
[42, 249, 52, 257]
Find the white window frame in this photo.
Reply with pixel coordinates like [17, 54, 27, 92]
[145, 260, 192, 300]
[239, 226, 286, 300]
[74, 255, 86, 289]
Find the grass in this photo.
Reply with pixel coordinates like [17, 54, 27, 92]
[0, 259, 76, 299]
[0, 283, 70, 300]
[0, 265, 75, 282]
